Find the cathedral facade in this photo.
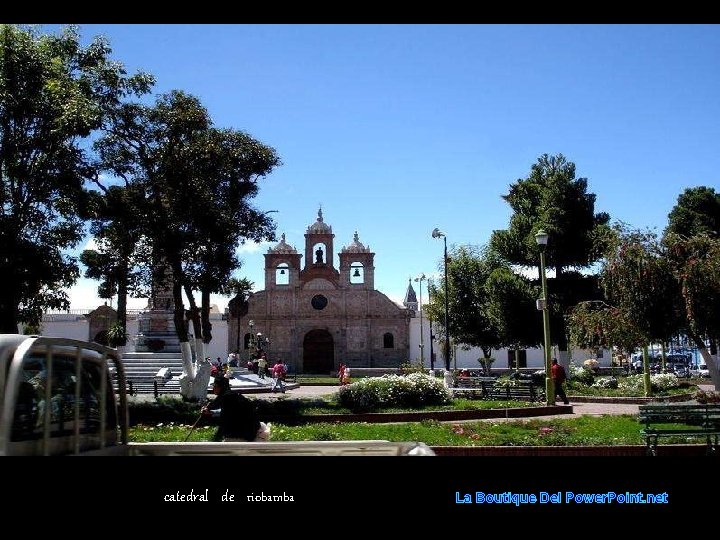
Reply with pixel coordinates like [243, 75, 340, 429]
[228, 209, 412, 374]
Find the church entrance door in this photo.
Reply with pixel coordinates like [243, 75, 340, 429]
[303, 329, 334, 374]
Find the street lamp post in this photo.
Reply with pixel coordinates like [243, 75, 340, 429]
[414, 273, 427, 369]
[248, 320, 255, 361]
[432, 228, 451, 371]
[428, 320, 435, 372]
[256, 332, 270, 357]
[535, 229, 554, 406]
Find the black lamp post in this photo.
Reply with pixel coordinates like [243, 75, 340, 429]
[432, 228, 450, 371]
[535, 229, 554, 406]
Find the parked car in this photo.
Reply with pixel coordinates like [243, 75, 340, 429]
[690, 363, 710, 378]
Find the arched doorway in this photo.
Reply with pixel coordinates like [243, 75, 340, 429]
[303, 329, 334, 374]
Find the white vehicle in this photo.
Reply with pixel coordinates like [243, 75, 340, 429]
[0, 335, 433, 456]
[689, 363, 710, 378]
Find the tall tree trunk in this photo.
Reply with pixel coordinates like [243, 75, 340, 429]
[0, 287, 21, 333]
[201, 288, 212, 344]
[170, 259, 193, 378]
[689, 330, 719, 391]
[183, 283, 204, 362]
[0, 306, 19, 333]
[642, 345, 652, 397]
[117, 264, 128, 346]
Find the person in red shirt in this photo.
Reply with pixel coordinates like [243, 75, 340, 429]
[271, 360, 286, 393]
[338, 363, 346, 386]
[551, 358, 569, 405]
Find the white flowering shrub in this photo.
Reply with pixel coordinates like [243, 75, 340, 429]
[338, 373, 451, 412]
[569, 362, 594, 385]
[591, 376, 619, 389]
[650, 373, 681, 391]
[619, 373, 681, 392]
[619, 374, 644, 392]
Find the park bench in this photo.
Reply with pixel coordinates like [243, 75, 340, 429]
[451, 377, 544, 402]
[638, 403, 720, 455]
[114, 377, 180, 398]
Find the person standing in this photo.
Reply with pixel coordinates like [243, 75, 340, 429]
[338, 363, 346, 386]
[257, 354, 268, 380]
[342, 365, 351, 385]
[202, 377, 261, 441]
[551, 358, 570, 405]
[271, 360, 286, 393]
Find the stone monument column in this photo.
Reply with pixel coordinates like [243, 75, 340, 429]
[135, 265, 182, 353]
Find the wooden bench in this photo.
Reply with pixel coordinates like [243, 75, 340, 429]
[638, 403, 720, 455]
[451, 378, 544, 402]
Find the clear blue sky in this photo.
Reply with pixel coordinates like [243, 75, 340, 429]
[54, 24, 720, 310]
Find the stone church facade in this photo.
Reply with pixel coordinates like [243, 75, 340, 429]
[228, 209, 412, 374]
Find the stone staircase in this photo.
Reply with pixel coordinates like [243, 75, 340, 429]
[117, 352, 186, 396]
[114, 353, 287, 396]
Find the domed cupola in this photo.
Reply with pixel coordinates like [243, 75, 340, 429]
[306, 208, 332, 235]
[341, 231, 370, 254]
[268, 233, 297, 254]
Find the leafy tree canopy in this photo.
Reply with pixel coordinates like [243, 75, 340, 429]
[0, 24, 152, 331]
[665, 186, 720, 238]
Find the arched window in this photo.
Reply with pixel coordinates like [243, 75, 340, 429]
[312, 243, 327, 265]
[243, 333, 252, 350]
[383, 333, 394, 349]
[276, 263, 289, 285]
[350, 262, 364, 284]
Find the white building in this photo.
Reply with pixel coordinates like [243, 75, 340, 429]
[403, 279, 610, 371]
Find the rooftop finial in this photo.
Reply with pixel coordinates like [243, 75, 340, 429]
[318, 206, 323, 222]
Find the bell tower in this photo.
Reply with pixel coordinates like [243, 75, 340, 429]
[300, 207, 339, 285]
[264, 233, 302, 290]
[339, 230, 375, 289]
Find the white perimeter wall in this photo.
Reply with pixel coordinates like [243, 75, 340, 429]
[409, 313, 609, 370]
[33, 313, 229, 361]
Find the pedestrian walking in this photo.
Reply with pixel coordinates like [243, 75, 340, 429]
[551, 358, 570, 405]
[271, 360, 286, 393]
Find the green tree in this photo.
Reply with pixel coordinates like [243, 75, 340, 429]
[665, 186, 720, 238]
[569, 227, 706, 395]
[664, 233, 720, 388]
[80, 184, 151, 346]
[665, 186, 720, 358]
[484, 266, 541, 369]
[490, 153, 611, 366]
[174, 127, 278, 350]
[426, 246, 503, 364]
[0, 25, 152, 332]
[226, 277, 254, 353]
[425, 245, 542, 371]
[97, 90, 280, 397]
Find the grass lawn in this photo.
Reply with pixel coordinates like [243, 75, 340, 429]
[130, 414, 662, 446]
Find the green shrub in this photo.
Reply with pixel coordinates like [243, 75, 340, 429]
[128, 395, 204, 426]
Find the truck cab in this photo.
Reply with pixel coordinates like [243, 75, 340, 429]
[0, 335, 127, 456]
